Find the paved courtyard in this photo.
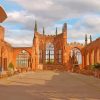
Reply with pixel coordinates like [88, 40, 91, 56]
[0, 71, 100, 100]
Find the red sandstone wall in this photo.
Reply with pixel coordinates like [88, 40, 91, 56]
[0, 26, 4, 40]
[82, 38, 100, 69]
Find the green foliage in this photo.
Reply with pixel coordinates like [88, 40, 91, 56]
[46, 60, 54, 64]
[8, 62, 14, 71]
[73, 64, 79, 67]
[91, 63, 100, 70]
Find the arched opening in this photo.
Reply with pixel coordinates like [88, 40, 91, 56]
[45, 43, 54, 64]
[96, 49, 100, 63]
[86, 52, 89, 65]
[91, 50, 94, 65]
[16, 50, 31, 68]
[70, 48, 82, 65]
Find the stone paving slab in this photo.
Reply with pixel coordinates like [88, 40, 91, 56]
[0, 71, 100, 100]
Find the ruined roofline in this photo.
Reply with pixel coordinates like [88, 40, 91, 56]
[85, 37, 100, 48]
[88, 37, 100, 45]
[96, 37, 100, 41]
[68, 42, 84, 46]
[34, 21, 67, 36]
[35, 31, 63, 37]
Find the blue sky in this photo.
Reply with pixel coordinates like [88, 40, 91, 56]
[0, 0, 100, 47]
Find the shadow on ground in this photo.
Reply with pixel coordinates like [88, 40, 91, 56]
[0, 71, 100, 100]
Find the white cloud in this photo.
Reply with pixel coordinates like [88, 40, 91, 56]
[10, 0, 53, 11]
[7, 0, 100, 29]
[72, 15, 100, 36]
[5, 11, 35, 30]
[4, 29, 33, 47]
[3, 0, 100, 46]
[5, 38, 32, 47]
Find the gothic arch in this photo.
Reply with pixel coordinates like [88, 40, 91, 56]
[14, 48, 32, 59]
[70, 47, 82, 65]
[16, 50, 31, 68]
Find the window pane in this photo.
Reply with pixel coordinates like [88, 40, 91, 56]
[46, 43, 54, 64]
[50, 55, 54, 59]
[16, 50, 30, 68]
[46, 54, 49, 59]
[50, 50, 54, 54]
[46, 50, 49, 54]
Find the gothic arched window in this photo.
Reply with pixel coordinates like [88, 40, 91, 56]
[46, 43, 54, 64]
[70, 48, 82, 64]
[16, 50, 30, 68]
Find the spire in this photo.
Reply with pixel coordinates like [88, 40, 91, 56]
[56, 27, 57, 35]
[43, 26, 45, 35]
[85, 34, 87, 45]
[62, 23, 67, 33]
[34, 20, 37, 32]
[90, 35, 92, 43]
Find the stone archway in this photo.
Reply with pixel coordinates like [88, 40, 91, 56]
[69, 47, 82, 72]
[16, 50, 31, 69]
[13, 47, 32, 69]
[70, 48, 82, 65]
